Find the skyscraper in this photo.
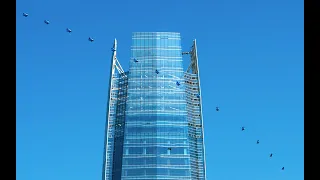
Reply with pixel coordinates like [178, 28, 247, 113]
[102, 32, 206, 180]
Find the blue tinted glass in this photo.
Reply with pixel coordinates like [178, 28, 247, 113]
[103, 32, 206, 180]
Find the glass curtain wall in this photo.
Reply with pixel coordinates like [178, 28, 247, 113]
[121, 32, 192, 179]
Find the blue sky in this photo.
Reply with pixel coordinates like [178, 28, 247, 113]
[16, 0, 304, 179]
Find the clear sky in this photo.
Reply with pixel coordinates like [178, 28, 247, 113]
[16, 0, 304, 179]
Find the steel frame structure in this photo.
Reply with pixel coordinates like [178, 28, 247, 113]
[102, 39, 127, 180]
[183, 39, 207, 180]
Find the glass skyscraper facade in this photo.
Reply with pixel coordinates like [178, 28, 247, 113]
[102, 32, 206, 180]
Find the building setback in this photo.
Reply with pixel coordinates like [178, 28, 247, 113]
[102, 32, 206, 180]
